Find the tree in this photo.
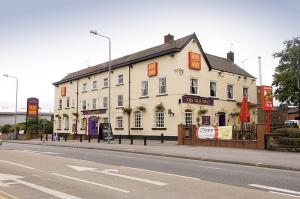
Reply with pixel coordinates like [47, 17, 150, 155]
[272, 37, 300, 105]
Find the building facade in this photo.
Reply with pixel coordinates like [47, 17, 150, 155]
[53, 33, 257, 139]
[0, 111, 52, 126]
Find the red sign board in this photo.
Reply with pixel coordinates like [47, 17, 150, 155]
[188, 52, 201, 70]
[27, 98, 39, 119]
[148, 62, 158, 77]
[260, 86, 273, 111]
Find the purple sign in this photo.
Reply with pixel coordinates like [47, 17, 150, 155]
[182, 95, 214, 106]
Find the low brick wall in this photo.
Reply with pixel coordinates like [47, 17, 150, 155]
[178, 124, 268, 150]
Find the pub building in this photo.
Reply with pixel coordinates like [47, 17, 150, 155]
[53, 33, 257, 139]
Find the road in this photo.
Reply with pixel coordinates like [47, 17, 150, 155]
[0, 142, 299, 198]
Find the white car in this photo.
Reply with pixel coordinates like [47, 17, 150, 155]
[284, 120, 300, 128]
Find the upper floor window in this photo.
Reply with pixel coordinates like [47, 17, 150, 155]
[159, 77, 167, 95]
[103, 97, 108, 108]
[59, 99, 62, 109]
[103, 78, 109, 88]
[117, 75, 124, 85]
[141, 81, 148, 97]
[134, 111, 142, 128]
[92, 98, 97, 110]
[243, 87, 248, 98]
[93, 81, 97, 90]
[190, 78, 198, 95]
[210, 82, 217, 97]
[72, 99, 75, 107]
[155, 112, 165, 128]
[227, 84, 234, 99]
[66, 97, 70, 108]
[82, 100, 87, 110]
[117, 95, 123, 107]
[82, 83, 87, 92]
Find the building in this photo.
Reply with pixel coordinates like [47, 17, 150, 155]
[53, 33, 257, 139]
[0, 111, 53, 126]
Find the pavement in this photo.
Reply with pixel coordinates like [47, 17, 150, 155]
[4, 138, 300, 171]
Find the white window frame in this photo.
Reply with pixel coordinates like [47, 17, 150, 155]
[117, 95, 123, 107]
[92, 98, 97, 110]
[58, 117, 62, 129]
[159, 77, 167, 95]
[185, 110, 193, 126]
[82, 83, 87, 92]
[92, 81, 98, 90]
[134, 111, 142, 128]
[116, 117, 123, 128]
[227, 84, 234, 100]
[82, 100, 86, 110]
[141, 80, 148, 97]
[72, 99, 75, 107]
[65, 116, 69, 129]
[243, 87, 248, 98]
[81, 118, 86, 129]
[103, 97, 108, 109]
[210, 81, 217, 97]
[66, 97, 70, 108]
[190, 78, 198, 95]
[102, 117, 108, 123]
[103, 78, 109, 88]
[117, 74, 124, 85]
[155, 111, 165, 128]
[59, 99, 62, 109]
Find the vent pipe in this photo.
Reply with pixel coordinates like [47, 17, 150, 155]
[258, 56, 262, 85]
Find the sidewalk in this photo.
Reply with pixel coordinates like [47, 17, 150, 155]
[4, 139, 300, 171]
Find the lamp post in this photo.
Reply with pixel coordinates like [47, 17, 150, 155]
[90, 30, 112, 143]
[3, 74, 18, 135]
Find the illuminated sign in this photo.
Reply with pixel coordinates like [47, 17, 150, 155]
[27, 98, 39, 119]
[188, 52, 201, 70]
[61, 87, 66, 96]
[148, 62, 157, 77]
[260, 86, 273, 111]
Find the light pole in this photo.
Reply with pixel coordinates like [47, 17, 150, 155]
[90, 30, 112, 143]
[3, 74, 18, 135]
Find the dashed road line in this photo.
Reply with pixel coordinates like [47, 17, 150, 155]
[0, 160, 35, 170]
[270, 191, 300, 198]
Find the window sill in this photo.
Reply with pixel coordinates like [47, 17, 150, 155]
[210, 96, 218, 99]
[115, 128, 124, 130]
[64, 128, 69, 130]
[91, 89, 98, 91]
[227, 99, 236, 102]
[65, 107, 69, 109]
[57, 128, 62, 130]
[131, 128, 143, 130]
[116, 106, 124, 109]
[71, 107, 75, 108]
[116, 83, 124, 86]
[156, 93, 168, 97]
[139, 96, 149, 99]
[152, 128, 167, 130]
[57, 108, 62, 110]
[81, 91, 88, 93]
[102, 87, 109, 89]
[80, 128, 86, 130]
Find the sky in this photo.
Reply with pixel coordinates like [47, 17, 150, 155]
[0, 0, 299, 112]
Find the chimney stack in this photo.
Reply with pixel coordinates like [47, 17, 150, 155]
[227, 51, 234, 62]
[164, 34, 174, 44]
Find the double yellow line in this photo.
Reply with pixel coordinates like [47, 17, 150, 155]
[0, 190, 19, 199]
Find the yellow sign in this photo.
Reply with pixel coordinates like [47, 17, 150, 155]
[28, 104, 38, 116]
[148, 62, 157, 77]
[188, 52, 201, 70]
[217, 126, 233, 140]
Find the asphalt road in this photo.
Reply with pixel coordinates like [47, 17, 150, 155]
[0, 142, 299, 198]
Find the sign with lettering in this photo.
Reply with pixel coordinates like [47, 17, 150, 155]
[217, 126, 233, 140]
[197, 126, 233, 140]
[27, 98, 39, 119]
[148, 62, 158, 77]
[99, 123, 113, 140]
[82, 109, 107, 115]
[202, 116, 211, 125]
[260, 86, 273, 111]
[182, 95, 214, 106]
[188, 52, 201, 70]
[61, 87, 66, 96]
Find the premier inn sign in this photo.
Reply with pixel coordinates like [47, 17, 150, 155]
[182, 95, 214, 106]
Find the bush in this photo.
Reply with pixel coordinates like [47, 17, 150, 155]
[273, 128, 300, 135]
[278, 137, 300, 145]
[1, 124, 12, 133]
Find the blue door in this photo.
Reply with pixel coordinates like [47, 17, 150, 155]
[88, 116, 98, 135]
[219, 114, 226, 126]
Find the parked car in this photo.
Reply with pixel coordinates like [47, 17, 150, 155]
[284, 120, 300, 128]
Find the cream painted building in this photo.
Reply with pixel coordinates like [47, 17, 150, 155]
[53, 33, 257, 139]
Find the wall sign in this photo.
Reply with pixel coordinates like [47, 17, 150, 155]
[148, 62, 158, 77]
[260, 86, 273, 111]
[61, 87, 66, 96]
[27, 98, 39, 119]
[82, 109, 107, 115]
[188, 52, 201, 70]
[202, 116, 211, 125]
[182, 95, 214, 106]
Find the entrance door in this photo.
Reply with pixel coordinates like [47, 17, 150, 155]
[219, 114, 226, 126]
[88, 116, 98, 135]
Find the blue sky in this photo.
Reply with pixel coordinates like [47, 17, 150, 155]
[0, 0, 299, 112]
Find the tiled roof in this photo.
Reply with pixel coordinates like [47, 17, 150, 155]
[53, 33, 254, 85]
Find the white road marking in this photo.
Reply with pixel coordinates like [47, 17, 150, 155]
[249, 184, 300, 195]
[21, 149, 62, 155]
[52, 173, 129, 193]
[121, 166, 201, 181]
[41, 152, 62, 155]
[67, 165, 167, 186]
[270, 191, 300, 198]
[0, 160, 35, 170]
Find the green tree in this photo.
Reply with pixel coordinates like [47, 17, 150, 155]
[272, 37, 300, 105]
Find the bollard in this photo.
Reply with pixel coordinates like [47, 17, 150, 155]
[58, 135, 60, 141]
[98, 134, 100, 143]
[161, 133, 164, 144]
[64, 135, 67, 142]
[144, 136, 147, 146]
[130, 136, 133, 145]
[88, 135, 91, 143]
[80, 134, 82, 142]
[46, 134, 48, 141]
[41, 134, 43, 141]
[52, 134, 54, 141]
[119, 135, 121, 144]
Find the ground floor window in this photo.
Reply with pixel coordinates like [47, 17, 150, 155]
[58, 117, 62, 129]
[185, 110, 193, 126]
[65, 117, 69, 129]
[134, 111, 142, 128]
[81, 118, 87, 129]
[116, 117, 123, 128]
[102, 117, 108, 123]
[155, 112, 164, 128]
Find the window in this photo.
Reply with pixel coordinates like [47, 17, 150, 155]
[117, 95, 123, 107]
[102, 117, 108, 123]
[66, 97, 70, 108]
[82, 100, 86, 110]
[210, 82, 217, 97]
[190, 78, 198, 95]
[92, 98, 96, 110]
[82, 83, 87, 92]
[243, 87, 248, 98]
[59, 99, 62, 109]
[117, 75, 124, 85]
[155, 112, 165, 128]
[227, 84, 234, 99]
[65, 116, 69, 129]
[103, 78, 109, 88]
[116, 117, 123, 128]
[134, 111, 142, 128]
[185, 110, 193, 126]
[103, 97, 108, 108]
[93, 81, 97, 90]
[159, 77, 167, 94]
[58, 117, 62, 129]
[81, 118, 87, 129]
[141, 81, 148, 97]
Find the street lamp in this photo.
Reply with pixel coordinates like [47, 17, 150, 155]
[90, 30, 112, 144]
[3, 74, 18, 135]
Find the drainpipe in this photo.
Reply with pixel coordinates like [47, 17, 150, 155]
[76, 78, 79, 135]
[128, 64, 132, 137]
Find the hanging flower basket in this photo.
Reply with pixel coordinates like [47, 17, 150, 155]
[122, 107, 132, 115]
[230, 112, 240, 117]
[55, 114, 60, 117]
[155, 103, 165, 111]
[198, 108, 208, 115]
[137, 106, 146, 112]
[63, 113, 69, 117]
[72, 113, 79, 117]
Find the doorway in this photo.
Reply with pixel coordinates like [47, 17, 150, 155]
[88, 116, 98, 135]
[219, 113, 226, 126]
